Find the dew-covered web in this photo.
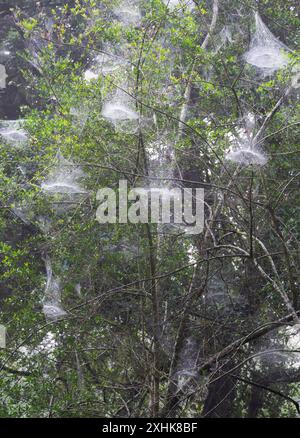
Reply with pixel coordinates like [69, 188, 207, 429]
[146, 136, 179, 233]
[214, 26, 233, 53]
[26, 34, 49, 74]
[70, 105, 90, 133]
[12, 199, 52, 231]
[85, 53, 126, 81]
[244, 12, 291, 75]
[0, 120, 28, 145]
[84, 69, 99, 82]
[36, 216, 52, 234]
[162, 0, 194, 11]
[95, 51, 127, 75]
[12, 201, 34, 226]
[84, 44, 128, 82]
[147, 137, 176, 187]
[102, 85, 139, 133]
[174, 337, 199, 392]
[226, 148, 267, 166]
[291, 70, 300, 89]
[113, 0, 142, 27]
[41, 151, 86, 195]
[42, 256, 67, 321]
[41, 151, 87, 213]
[253, 324, 300, 370]
[225, 113, 267, 166]
[146, 136, 198, 236]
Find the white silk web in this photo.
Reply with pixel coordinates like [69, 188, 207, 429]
[244, 13, 291, 75]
